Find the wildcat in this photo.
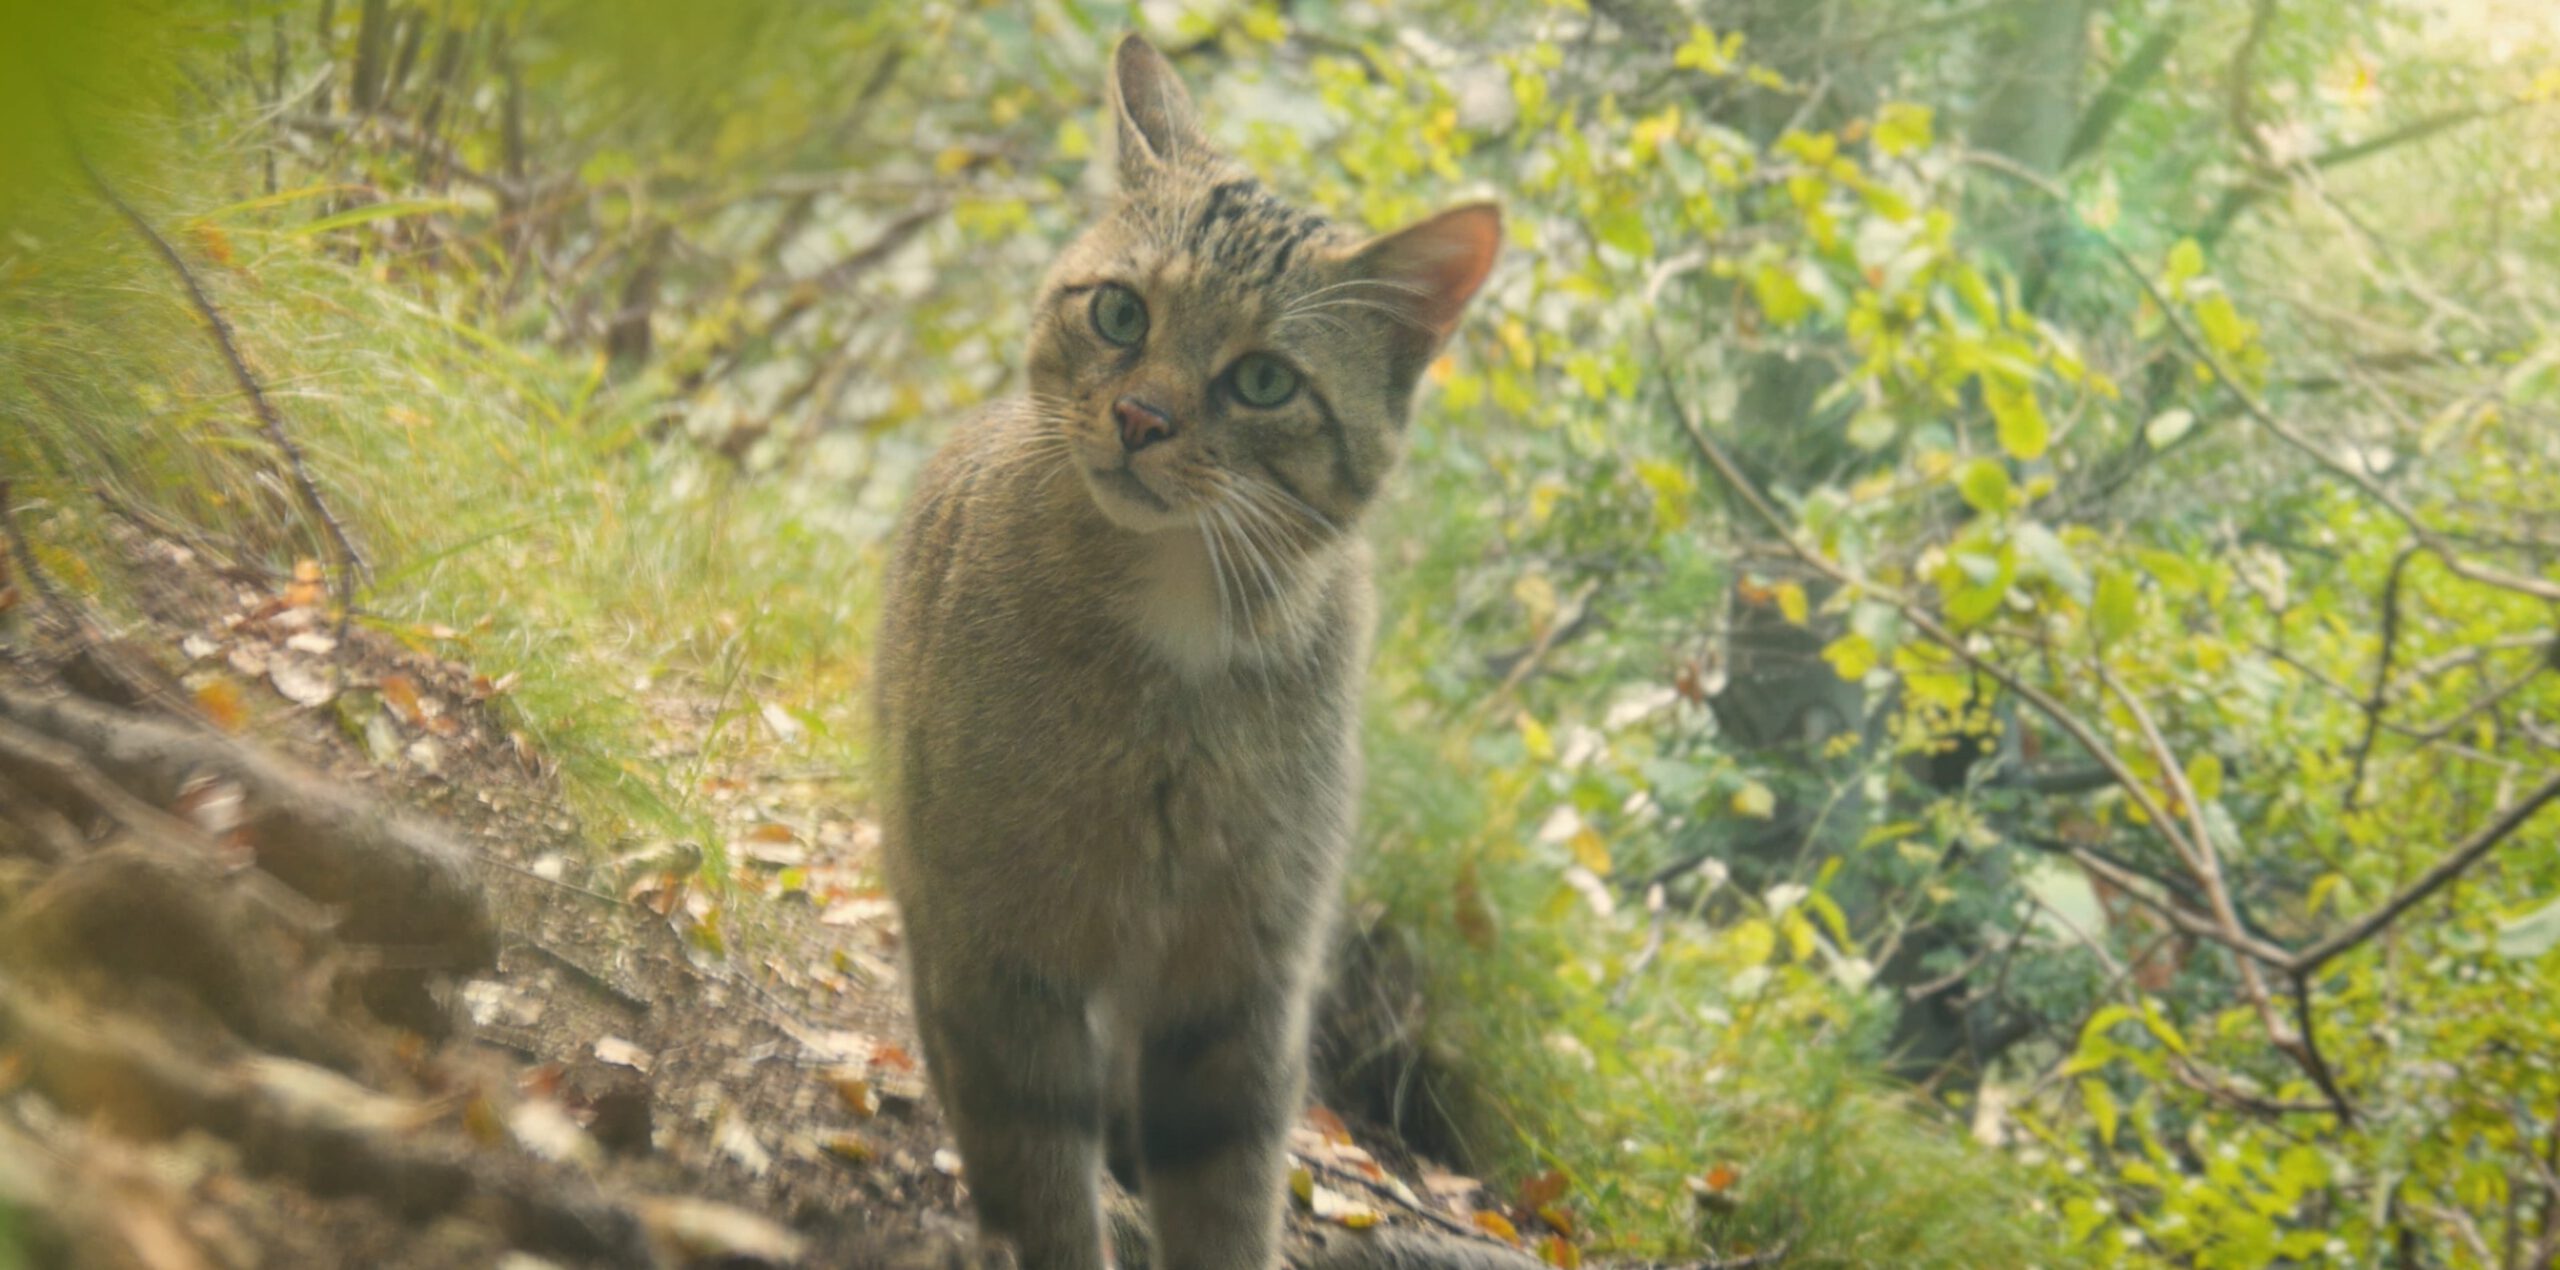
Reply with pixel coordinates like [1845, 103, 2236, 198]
[873, 33, 1497, 1270]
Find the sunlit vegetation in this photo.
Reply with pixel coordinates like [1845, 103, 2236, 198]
[5, 0, 2557, 1265]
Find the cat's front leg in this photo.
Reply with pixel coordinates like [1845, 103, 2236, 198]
[1134, 974, 1314, 1270]
[913, 956, 1111, 1270]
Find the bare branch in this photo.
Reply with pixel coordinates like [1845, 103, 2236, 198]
[2292, 771, 2560, 975]
[79, 156, 369, 609]
[1964, 149, 2560, 604]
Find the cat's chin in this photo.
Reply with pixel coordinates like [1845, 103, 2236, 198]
[1078, 465, 1198, 534]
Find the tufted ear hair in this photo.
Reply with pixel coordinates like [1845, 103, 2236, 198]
[1344, 201, 1503, 394]
[1107, 33, 1210, 183]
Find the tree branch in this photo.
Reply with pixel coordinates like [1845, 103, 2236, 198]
[2291, 771, 2560, 975]
[80, 155, 369, 609]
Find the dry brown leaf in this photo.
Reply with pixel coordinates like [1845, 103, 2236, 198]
[830, 1072, 878, 1117]
[1307, 1104, 1355, 1147]
[1517, 1169, 1570, 1211]
[194, 679, 247, 731]
[870, 1042, 919, 1073]
[283, 558, 326, 609]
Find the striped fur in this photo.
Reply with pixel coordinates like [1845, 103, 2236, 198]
[873, 34, 1496, 1270]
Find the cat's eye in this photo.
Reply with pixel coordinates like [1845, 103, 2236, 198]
[1229, 352, 1300, 408]
[1090, 284, 1149, 347]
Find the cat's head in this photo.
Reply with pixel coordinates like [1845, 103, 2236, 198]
[1026, 34, 1498, 541]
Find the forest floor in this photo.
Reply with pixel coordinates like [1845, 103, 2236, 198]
[0, 519, 1531, 1269]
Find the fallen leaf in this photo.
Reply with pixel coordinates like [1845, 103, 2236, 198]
[592, 1036, 652, 1072]
[226, 644, 269, 678]
[714, 1119, 772, 1177]
[830, 1072, 878, 1117]
[509, 1098, 601, 1166]
[268, 657, 335, 707]
[1542, 1234, 1581, 1268]
[1290, 1166, 1315, 1207]
[871, 1042, 919, 1073]
[634, 1196, 808, 1264]
[194, 679, 248, 731]
[1308, 1105, 1355, 1147]
[377, 673, 425, 725]
[820, 896, 898, 927]
[1474, 1212, 1523, 1245]
[1517, 1169, 1570, 1211]
[283, 558, 326, 608]
[823, 1133, 873, 1162]
[1307, 1183, 1376, 1225]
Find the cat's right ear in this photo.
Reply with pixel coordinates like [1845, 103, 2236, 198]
[1108, 34, 1208, 183]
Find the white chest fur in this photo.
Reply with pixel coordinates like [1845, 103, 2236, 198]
[1118, 525, 1322, 678]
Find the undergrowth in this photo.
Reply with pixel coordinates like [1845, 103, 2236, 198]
[1, 153, 883, 873]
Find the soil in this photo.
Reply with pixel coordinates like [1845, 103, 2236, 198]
[0, 521, 1531, 1269]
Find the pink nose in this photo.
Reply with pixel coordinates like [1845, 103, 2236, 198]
[1115, 396, 1175, 452]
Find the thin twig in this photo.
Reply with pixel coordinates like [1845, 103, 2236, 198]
[2344, 546, 2419, 810]
[79, 154, 369, 610]
[2292, 771, 2560, 974]
[1963, 149, 2560, 603]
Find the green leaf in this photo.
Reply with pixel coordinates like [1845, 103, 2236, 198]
[2164, 237, 2205, 289]
[2185, 752, 2224, 803]
[1874, 101, 1934, 156]
[2143, 408, 2196, 448]
[1821, 633, 1878, 682]
[2139, 999, 2189, 1055]
[1728, 917, 1777, 963]
[2014, 522, 2091, 605]
[2080, 1078, 2119, 1146]
[2193, 290, 2255, 356]
[1518, 712, 1555, 762]
[1957, 458, 2011, 514]
[2093, 569, 2138, 645]
[1750, 260, 1814, 325]
[2496, 897, 2560, 958]
[1732, 780, 1776, 818]
[1985, 379, 2049, 460]
[1595, 205, 1654, 259]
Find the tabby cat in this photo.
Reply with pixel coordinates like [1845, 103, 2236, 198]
[873, 34, 1498, 1270]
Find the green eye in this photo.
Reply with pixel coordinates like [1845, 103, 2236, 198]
[1090, 284, 1148, 347]
[1230, 352, 1300, 408]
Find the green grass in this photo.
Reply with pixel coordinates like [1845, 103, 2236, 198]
[0, 161, 884, 867]
[1350, 710, 2081, 1267]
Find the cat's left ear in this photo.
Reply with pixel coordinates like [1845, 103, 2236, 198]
[1346, 202, 1502, 383]
[1108, 34, 1209, 183]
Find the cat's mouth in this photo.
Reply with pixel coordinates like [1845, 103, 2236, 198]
[1088, 463, 1173, 513]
